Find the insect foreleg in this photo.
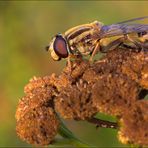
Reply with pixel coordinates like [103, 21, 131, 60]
[67, 53, 83, 73]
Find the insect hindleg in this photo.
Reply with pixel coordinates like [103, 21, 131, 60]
[100, 37, 125, 53]
[126, 35, 145, 51]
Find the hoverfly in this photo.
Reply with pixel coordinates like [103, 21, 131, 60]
[46, 16, 148, 62]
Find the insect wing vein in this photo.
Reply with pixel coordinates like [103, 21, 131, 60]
[99, 24, 148, 38]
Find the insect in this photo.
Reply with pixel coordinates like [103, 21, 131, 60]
[46, 16, 148, 62]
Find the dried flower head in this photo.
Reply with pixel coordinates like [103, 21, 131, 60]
[120, 50, 148, 89]
[118, 100, 148, 146]
[92, 74, 139, 116]
[16, 76, 55, 121]
[16, 47, 148, 146]
[16, 76, 60, 145]
[55, 82, 98, 120]
[16, 106, 59, 145]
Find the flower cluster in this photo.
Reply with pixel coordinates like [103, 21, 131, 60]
[16, 48, 148, 146]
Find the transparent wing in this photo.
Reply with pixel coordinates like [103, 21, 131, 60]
[100, 24, 148, 38]
[116, 16, 148, 24]
[99, 16, 148, 38]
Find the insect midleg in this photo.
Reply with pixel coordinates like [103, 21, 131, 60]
[89, 42, 100, 62]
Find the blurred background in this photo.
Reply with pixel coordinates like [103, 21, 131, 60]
[0, 1, 148, 147]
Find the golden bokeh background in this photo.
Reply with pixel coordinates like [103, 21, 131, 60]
[0, 1, 147, 147]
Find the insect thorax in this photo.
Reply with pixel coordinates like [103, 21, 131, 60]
[64, 21, 103, 56]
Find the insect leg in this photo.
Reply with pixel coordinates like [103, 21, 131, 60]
[126, 35, 145, 51]
[100, 37, 125, 53]
[67, 56, 72, 73]
[89, 42, 100, 62]
[67, 54, 83, 73]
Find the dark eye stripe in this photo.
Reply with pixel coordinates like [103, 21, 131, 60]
[67, 27, 91, 40]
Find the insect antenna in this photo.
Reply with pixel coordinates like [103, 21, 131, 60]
[45, 45, 49, 51]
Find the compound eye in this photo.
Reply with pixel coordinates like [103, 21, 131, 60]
[53, 35, 68, 58]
